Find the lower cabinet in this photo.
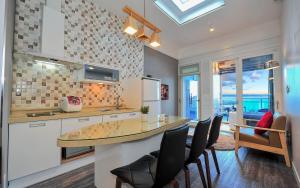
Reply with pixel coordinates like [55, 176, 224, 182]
[61, 116, 103, 134]
[8, 111, 140, 181]
[8, 120, 61, 180]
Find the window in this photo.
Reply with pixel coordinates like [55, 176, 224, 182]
[153, 0, 225, 25]
[172, 0, 205, 12]
[242, 55, 274, 124]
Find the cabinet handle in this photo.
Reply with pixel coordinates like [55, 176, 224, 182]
[129, 113, 136, 116]
[110, 115, 118, 118]
[29, 123, 46, 128]
[78, 118, 90, 122]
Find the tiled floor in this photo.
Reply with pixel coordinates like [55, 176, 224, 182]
[29, 147, 298, 188]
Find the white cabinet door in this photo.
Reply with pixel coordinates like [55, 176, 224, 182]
[8, 120, 61, 180]
[61, 116, 102, 134]
[41, 6, 64, 57]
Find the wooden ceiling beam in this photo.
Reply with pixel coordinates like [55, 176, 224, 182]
[123, 6, 161, 33]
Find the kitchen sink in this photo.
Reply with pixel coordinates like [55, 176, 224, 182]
[27, 111, 57, 117]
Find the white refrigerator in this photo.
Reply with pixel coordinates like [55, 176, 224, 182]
[142, 78, 161, 116]
[124, 77, 161, 117]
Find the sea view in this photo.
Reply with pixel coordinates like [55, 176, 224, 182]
[216, 94, 270, 113]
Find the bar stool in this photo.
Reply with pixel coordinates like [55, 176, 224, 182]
[111, 125, 189, 188]
[151, 118, 211, 188]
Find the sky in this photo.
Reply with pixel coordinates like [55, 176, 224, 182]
[221, 69, 269, 95]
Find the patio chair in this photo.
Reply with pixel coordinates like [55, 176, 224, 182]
[234, 113, 290, 167]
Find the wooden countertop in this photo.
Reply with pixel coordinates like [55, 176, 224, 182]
[9, 107, 139, 124]
[57, 116, 189, 147]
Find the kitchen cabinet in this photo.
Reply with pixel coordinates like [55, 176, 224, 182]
[61, 116, 103, 134]
[8, 120, 61, 180]
[8, 112, 139, 181]
[41, 5, 64, 58]
[102, 112, 140, 122]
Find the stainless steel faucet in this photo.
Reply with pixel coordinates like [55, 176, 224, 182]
[116, 96, 120, 110]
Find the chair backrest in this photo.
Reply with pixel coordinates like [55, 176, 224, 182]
[154, 124, 189, 188]
[186, 118, 211, 163]
[269, 113, 287, 147]
[206, 115, 223, 148]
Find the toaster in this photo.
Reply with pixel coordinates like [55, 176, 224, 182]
[60, 96, 82, 112]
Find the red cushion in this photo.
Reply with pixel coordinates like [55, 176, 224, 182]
[254, 112, 273, 135]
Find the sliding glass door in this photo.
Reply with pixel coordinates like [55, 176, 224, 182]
[182, 75, 200, 120]
[242, 54, 274, 125]
[213, 60, 238, 122]
[179, 64, 200, 120]
[213, 54, 275, 126]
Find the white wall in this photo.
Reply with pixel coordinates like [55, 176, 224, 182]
[281, 0, 300, 184]
[178, 20, 282, 120]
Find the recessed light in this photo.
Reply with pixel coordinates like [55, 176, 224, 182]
[209, 27, 215, 32]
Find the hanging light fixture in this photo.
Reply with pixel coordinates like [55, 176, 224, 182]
[123, 13, 138, 35]
[123, 5, 161, 47]
[264, 60, 280, 70]
[137, 0, 150, 41]
[136, 25, 150, 41]
[150, 31, 160, 47]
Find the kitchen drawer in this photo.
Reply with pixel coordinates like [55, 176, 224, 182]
[102, 114, 121, 122]
[8, 120, 61, 180]
[123, 112, 140, 119]
[61, 116, 102, 134]
[103, 112, 140, 122]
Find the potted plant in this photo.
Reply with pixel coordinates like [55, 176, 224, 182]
[140, 106, 149, 121]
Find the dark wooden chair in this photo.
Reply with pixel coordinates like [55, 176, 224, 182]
[151, 118, 211, 188]
[186, 115, 223, 188]
[111, 125, 189, 188]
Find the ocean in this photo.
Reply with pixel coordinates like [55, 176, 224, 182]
[216, 94, 270, 113]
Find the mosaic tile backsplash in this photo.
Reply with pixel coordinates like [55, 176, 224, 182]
[12, 0, 144, 110]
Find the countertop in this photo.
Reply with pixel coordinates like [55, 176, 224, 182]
[9, 107, 139, 124]
[57, 116, 189, 147]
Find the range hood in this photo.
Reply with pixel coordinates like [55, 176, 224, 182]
[75, 64, 120, 85]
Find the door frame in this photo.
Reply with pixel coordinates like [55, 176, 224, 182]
[213, 51, 280, 125]
[178, 73, 201, 120]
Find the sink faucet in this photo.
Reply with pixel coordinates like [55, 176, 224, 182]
[116, 96, 120, 110]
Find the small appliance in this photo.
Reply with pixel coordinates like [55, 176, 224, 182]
[60, 96, 82, 112]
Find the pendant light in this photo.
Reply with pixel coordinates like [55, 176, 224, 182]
[124, 12, 138, 35]
[136, 0, 150, 41]
[150, 31, 160, 47]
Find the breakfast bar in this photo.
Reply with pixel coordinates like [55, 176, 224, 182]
[58, 116, 189, 188]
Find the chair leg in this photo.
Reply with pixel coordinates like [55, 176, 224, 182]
[279, 132, 291, 167]
[204, 151, 212, 188]
[116, 177, 122, 188]
[184, 166, 191, 188]
[170, 179, 179, 188]
[196, 158, 207, 188]
[235, 127, 240, 156]
[210, 147, 220, 174]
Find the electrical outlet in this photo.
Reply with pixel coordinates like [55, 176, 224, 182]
[16, 88, 21, 96]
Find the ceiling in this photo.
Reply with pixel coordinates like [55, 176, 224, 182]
[95, 0, 282, 59]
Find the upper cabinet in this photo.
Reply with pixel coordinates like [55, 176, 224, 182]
[41, 4, 64, 58]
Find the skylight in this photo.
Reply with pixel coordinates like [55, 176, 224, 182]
[153, 0, 225, 25]
[172, 0, 205, 12]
